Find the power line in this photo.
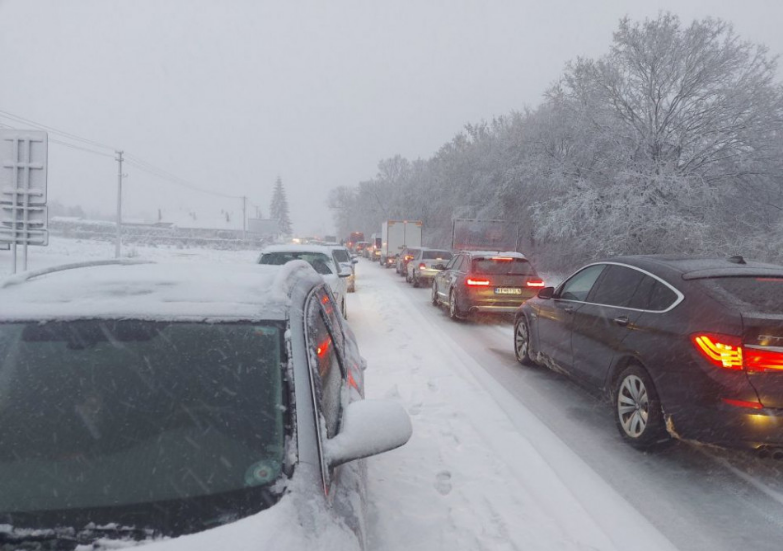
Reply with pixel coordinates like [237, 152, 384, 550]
[0, 109, 117, 151]
[0, 113, 244, 201]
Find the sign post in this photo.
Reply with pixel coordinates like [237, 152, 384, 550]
[0, 130, 49, 273]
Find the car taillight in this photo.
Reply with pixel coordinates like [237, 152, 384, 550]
[466, 278, 490, 287]
[744, 347, 783, 372]
[419, 263, 426, 269]
[526, 279, 545, 288]
[691, 332, 783, 372]
[691, 333, 743, 370]
[405, 255, 413, 261]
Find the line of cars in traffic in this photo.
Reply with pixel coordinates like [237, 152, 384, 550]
[380, 245, 783, 456]
[0, 244, 409, 549]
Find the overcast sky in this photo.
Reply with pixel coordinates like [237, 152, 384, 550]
[1, 0, 781, 236]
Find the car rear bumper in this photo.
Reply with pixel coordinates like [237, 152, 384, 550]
[667, 403, 783, 450]
[467, 303, 525, 314]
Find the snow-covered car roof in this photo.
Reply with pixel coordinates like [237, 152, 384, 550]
[260, 244, 338, 257]
[0, 259, 321, 322]
[459, 250, 527, 259]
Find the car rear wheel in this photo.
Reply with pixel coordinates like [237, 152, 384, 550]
[614, 364, 669, 450]
[412, 273, 420, 288]
[342, 299, 348, 320]
[514, 317, 534, 365]
[448, 289, 463, 321]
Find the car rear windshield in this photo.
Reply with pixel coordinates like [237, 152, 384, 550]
[332, 249, 350, 263]
[260, 251, 334, 275]
[472, 257, 534, 275]
[0, 321, 286, 518]
[700, 277, 783, 314]
[423, 251, 452, 260]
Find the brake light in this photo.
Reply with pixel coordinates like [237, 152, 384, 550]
[744, 347, 783, 372]
[419, 263, 426, 269]
[466, 278, 490, 287]
[691, 333, 743, 370]
[526, 279, 545, 288]
[491, 257, 513, 261]
[722, 398, 763, 409]
[405, 255, 413, 261]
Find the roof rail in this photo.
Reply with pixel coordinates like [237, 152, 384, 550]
[1, 259, 153, 289]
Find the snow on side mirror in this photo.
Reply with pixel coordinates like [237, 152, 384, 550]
[538, 286, 555, 299]
[324, 400, 412, 468]
[352, 258, 359, 264]
[338, 268, 352, 278]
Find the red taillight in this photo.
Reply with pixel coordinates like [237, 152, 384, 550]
[722, 397, 763, 409]
[744, 347, 783, 372]
[466, 278, 490, 287]
[419, 263, 426, 269]
[691, 333, 743, 370]
[526, 279, 545, 288]
[405, 255, 413, 261]
[691, 332, 783, 373]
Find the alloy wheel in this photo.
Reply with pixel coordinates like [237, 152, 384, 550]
[617, 375, 649, 438]
[514, 320, 531, 364]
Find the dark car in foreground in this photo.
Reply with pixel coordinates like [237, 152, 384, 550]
[432, 251, 544, 320]
[514, 255, 783, 453]
[0, 260, 411, 550]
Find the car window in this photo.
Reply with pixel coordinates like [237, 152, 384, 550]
[588, 265, 646, 307]
[472, 257, 534, 275]
[423, 250, 452, 260]
[307, 295, 345, 440]
[331, 249, 350, 263]
[699, 277, 783, 314]
[626, 273, 658, 310]
[648, 280, 678, 311]
[445, 256, 458, 270]
[559, 264, 606, 301]
[260, 252, 335, 275]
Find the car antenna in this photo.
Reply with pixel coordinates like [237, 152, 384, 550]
[727, 255, 746, 265]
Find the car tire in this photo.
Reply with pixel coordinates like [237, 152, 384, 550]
[342, 299, 348, 320]
[613, 364, 669, 450]
[405, 272, 411, 284]
[412, 273, 420, 288]
[448, 289, 463, 321]
[514, 317, 534, 365]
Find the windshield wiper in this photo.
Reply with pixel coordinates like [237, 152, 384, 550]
[0, 524, 156, 551]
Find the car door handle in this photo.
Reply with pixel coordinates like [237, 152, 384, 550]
[562, 305, 574, 313]
[614, 316, 630, 327]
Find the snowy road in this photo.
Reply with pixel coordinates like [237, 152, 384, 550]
[351, 258, 783, 551]
[5, 241, 783, 550]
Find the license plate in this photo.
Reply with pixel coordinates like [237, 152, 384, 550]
[495, 287, 522, 295]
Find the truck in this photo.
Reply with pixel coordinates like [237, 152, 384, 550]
[451, 219, 519, 252]
[381, 220, 422, 268]
[346, 232, 365, 252]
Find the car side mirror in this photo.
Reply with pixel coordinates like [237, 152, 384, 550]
[352, 258, 359, 264]
[339, 268, 352, 278]
[537, 286, 555, 299]
[433, 263, 445, 270]
[325, 400, 412, 468]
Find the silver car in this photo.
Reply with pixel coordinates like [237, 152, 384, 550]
[0, 260, 411, 549]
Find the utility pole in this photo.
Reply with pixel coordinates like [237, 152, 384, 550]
[242, 195, 247, 241]
[115, 150, 124, 258]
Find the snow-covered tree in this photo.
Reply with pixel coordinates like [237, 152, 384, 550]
[270, 177, 292, 236]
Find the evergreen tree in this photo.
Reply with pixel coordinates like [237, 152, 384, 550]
[270, 177, 293, 236]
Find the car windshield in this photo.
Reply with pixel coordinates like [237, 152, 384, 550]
[472, 258, 533, 275]
[423, 251, 452, 260]
[701, 277, 783, 314]
[260, 251, 335, 275]
[0, 321, 286, 533]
